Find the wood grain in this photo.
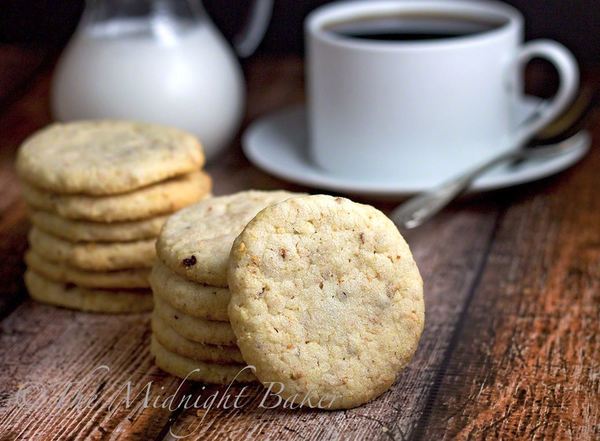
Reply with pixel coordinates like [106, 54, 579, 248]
[414, 112, 600, 441]
[0, 52, 597, 440]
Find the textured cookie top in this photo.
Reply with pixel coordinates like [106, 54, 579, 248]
[16, 120, 204, 195]
[228, 195, 424, 409]
[156, 190, 302, 287]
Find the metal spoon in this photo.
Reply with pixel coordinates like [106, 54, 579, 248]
[390, 131, 590, 230]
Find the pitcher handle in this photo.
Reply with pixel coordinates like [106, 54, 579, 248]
[233, 0, 274, 58]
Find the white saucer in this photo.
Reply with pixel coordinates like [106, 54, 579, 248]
[242, 102, 590, 197]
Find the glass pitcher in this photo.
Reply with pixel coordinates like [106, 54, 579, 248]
[51, 0, 273, 159]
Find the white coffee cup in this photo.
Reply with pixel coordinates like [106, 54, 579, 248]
[306, 0, 579, 182]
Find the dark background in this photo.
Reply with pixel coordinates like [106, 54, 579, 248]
[0, 0, 599, 66]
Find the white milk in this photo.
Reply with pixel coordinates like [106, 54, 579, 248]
[51, 19, 245, 159]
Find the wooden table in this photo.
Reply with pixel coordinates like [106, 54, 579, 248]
[0, 48, 598, 440]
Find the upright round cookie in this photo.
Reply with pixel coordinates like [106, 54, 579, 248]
[228, 195, 424, 409]
[156, 190, 302, 287]
[16, 120, 204, 195]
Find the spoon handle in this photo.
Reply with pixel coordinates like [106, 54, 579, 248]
[391, 150, 518, 229]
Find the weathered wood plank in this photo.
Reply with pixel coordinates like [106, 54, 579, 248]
[414, 112, 600, 440]
[0, 303, 197, 441]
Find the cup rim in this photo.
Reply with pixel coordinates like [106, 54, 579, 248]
[306, 0, 523, 52]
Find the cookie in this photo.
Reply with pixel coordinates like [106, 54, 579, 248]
[228, 195, 424, 409]
[157, 190, 302, 287]
[16, 120, 204, 195]
[152, 314, 244, 364]
[25, 250, 150, 289]
[29, 227, 155, 271]
[154, 296, 237, 346]
[21, 171, 211, 222]
[31, 211, 168, 242]
[150, 261, 230, 322]
[151, 337, 255, 384]
[25, 270, 153, 313]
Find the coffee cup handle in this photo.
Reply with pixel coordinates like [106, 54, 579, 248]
[512, 40, 579, 145]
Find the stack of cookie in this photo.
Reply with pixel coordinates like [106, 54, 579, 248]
[16, 120, 210, 313]
[149, 191, 300, 384]
[150, 192, 425, 409]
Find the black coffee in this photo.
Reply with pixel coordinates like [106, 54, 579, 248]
[341, 31, 471, 41]
[326, 14, 505, 42]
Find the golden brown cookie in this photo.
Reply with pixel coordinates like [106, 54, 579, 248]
[30, 211, 168, 242]
[151, 337, 256, 384]
[29, 227, 155, 271]
[154, 296, 237, 346]
[149, 261, 230, 321]
[21, 171, 211, 222]
[16, 120, 204, 195]
[228, 195, 424, 409]
[25, 269, 153, 313]
[152, 314, 244, 364]
[156, 190, 302, 287]
[25, 249, 150, 289]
